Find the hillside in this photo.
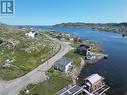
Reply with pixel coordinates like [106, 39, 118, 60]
[0, 23, 60, 80]
[54, 22, 127, 35]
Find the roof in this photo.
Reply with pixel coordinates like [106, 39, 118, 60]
[56, 85, 83, 95]
[78, 46, 87, 50]
[55, 57, 72, 66]
[80, 44, 90, 49]
[77, 44, 91, 51]
[86, 74, 103, 84]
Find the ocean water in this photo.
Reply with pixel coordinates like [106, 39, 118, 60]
[34, 26, 127, 95]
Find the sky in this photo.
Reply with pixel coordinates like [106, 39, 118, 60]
[0, 0, 127, 25]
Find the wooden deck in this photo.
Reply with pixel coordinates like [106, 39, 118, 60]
[55, 84, 109, 95]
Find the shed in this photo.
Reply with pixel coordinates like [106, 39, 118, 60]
[86, 74, 103, 85]
[84, 74, 104, 92]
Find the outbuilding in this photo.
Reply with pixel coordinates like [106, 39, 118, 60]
[84, 74, 105, 92]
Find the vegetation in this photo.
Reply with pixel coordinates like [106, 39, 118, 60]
[54, 22, 127, 35]
[19, 69, 72, 95]
[0, 24, 60, 80]
[65, 49, 81, 66]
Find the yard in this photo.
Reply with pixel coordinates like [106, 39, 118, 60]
[19, 69, 72, 95]
[65, 49, 81, 66]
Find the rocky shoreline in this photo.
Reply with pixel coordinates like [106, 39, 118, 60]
[64, 36, 106, 85]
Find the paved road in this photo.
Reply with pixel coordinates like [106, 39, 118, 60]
[0, 35, 72, 95]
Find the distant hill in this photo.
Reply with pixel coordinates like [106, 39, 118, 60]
[53, 22, 127, 35]
[0, 23, 17, 33]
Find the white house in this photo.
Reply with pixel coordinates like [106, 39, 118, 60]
[25, 31, 36, 38]
[69, 38, 74, 41]
[54, 57, 73, 73]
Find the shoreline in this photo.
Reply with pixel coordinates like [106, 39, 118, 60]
[64, 35, 107, 85]
[53, 22, 127, 37]
[18, 30, 107, 95]
[71, 52, 107, 85]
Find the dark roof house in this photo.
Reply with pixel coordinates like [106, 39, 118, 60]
[76, 45, 88, 56]
[76, 44, 93, 56]
[54, 57, 73, 72]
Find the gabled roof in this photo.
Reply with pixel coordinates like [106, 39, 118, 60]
[80, 44, 90, 49]
[55, 57, 72, 66]
[77, 46, 87, 51]
[86, 74, 103, 84]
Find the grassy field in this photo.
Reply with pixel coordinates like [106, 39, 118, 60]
[0, 30, 60, 80]
[19, 69, 72, 95]
[65, 49, 81, 66]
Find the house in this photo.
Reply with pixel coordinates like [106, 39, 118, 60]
[76, 44, 91, 56]
[25, 31, 37, 38]
[83, 74, 109, 93]
[69, 38, 74, 41]
[82, 44, 93, 51]
[53, 57, 73, 73]
[55, 74, 110, 95]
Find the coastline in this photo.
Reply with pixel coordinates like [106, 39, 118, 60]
[53, 22, 127, 36]
[18, 30, 107, 95]
[63, 34, 106, 85]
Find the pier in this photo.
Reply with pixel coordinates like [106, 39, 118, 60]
[55, 84, 109, 95]
[55, 74, 110, 95]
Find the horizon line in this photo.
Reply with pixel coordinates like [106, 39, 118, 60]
[1, 21, 127, 26]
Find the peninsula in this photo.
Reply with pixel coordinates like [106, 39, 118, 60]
[54, 22, 127, 36]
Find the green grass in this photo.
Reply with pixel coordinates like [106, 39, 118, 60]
[65, 50, 81, 66]
[0, 45, 56, 80]
[0, 31, 60, 80]
[12, 48, 51, 70]
[0, 68, 27, 80]
[70, 42, 82, 48]
[19, 70, 72, 95]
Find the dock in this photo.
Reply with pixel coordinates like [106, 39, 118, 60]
[55, 84, 109, 95]
[85, 52, 108, 64]
[55, 74, 110, 95]
[55, 84, 94, 95]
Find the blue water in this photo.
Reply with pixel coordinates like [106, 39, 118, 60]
[34, 26, 127, 95]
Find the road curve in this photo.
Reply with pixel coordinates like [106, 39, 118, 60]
[0, 34, 72, 95]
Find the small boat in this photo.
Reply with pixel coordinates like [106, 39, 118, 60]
[104, 55, 108, 59]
